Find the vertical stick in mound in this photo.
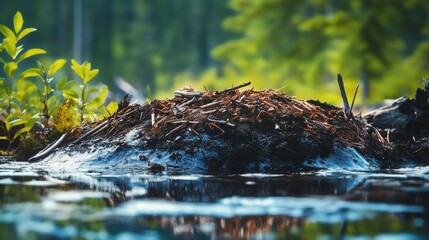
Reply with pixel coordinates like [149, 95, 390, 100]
[337, 74, 350, 112]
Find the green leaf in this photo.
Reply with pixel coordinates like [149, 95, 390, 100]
[0, 79, 11, 95]
[3, 38, 17, 59]
[59, 80, 80, 99]
[56, 76, 68, 90]
[83, 69, 99, 84]
[14, 11, 24, 34]
[47, 95, 59, 114]
[12, 118, 36, 141]
[4, 62, 18, 78]
[87, 85, 108, 108]
[48, 59, 67, 76]
[102, 101, 118, 116]
[0, 25, 16, 41]
[17, 48, 46, 63]
[71, 59, 85, 79]
[18, 68, 41, 80]
[44, 84, 53, 96]
[0, 136, 8, 141]
[17, 28, 36, 41]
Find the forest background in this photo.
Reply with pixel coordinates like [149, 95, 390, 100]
[1, 0, 429, 106]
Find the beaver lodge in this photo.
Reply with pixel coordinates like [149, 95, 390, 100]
[26, 77, 429, 173]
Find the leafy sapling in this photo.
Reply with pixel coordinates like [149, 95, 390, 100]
[0, 11, 46, 115]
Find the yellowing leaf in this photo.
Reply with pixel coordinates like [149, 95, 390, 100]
[48, 59, 67, 76]
[71, 59, 85, 79]
[4, 62, 18, 78]
[103, 101, 118, 116]
[3, 38, 17, 59]
[83, 69, 99, 84]
[13, 11, 24, 34]
[17, 48, 46, 63]
[17, 28, 36, 41]
[0, 25, 16, 41]
[18, 68, 41, 80]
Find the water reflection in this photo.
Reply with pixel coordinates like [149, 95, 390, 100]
[0, 164, 428, 239]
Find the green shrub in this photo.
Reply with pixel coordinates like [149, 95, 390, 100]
[0, 11, 117, 151]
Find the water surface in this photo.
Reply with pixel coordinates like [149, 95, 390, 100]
[0, 161, 428, 239]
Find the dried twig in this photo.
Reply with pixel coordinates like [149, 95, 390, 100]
[165, 124, 186, 137]
[220, 82, 251, 93]
[29, 133, 68, 162]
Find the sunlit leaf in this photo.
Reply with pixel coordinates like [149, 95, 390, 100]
[17, 48, 46, 63]
[87, 85, 108, 108]
[44, 84, 53, 96]
[47, 95, 59, 115]
[84, 69, 99, 84]
[0, 136, 8, 141]
[48, 59, 66, 76]
[18, 68, 41, 80]
[0, 79, 11, 94]
[0, 25, 16, 41]
[3, 38, 17, 59]
[102, 101, 119, 116]
[56, 76, 68, 91]
[71, 59, 85, 79]
[17, 28, 36, 41]
[12, 119, 36, 141]
[59, 80, 80, 99]
[13, 11, 24, 34]
[4, 62, 18, 78]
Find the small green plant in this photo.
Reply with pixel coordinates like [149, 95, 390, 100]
[0, 11, 118, 151]
[0, 12, 45, 148]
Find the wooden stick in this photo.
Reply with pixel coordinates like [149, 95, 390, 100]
[349, 84, 359, 114]
[199, 100, 220, 109]
[29, 133, 68, 162]
[72, 121, 108, 144]
[151, 112, 156, 126]
[208, 118, 236, 127]
[220, 82, 251, 93]
[337, 74, 350, 111]
[165, 124, 186, 137]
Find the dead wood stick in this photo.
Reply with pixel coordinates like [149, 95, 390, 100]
[201, 109, 217, 115]
[207, 118, 236, 127]
[349, 84, 359, 114]
[337, 74, 350, 112]
[303, 117, 327, 130]
[165, 124, 186, 137]
[28, 133, 68, 162]
[209, 122, 225, 133]
[154, 116, 167, 127]
[171, 120, 199, 124]
[151, 112, 156, 126]
[220, 82, 251, 93]
[177, 97, 196, 108]
[199, 100, 220, 109]
[188, 127, 200, 136]
[72, 121, 109, 144]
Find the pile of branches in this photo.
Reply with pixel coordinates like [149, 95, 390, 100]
[64, 82, 387, 160]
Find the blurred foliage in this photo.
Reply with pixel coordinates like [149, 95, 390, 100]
[0, 0, 235, 99]
[174, 0, 429, 105]
[1, 0, 429, 106]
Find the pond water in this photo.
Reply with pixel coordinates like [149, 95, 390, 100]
[0, 161, 428, 239]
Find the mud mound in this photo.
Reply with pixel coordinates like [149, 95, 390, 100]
[27, 82, 429, 173]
